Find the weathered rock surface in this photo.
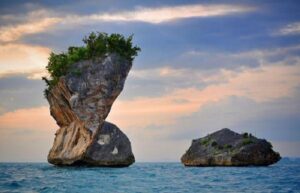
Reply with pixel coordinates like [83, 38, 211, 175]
[47, 53, 135, 166]
[181, 128, 280, 166]
[84, 121, 135, 166]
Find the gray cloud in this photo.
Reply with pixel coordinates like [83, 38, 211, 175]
[171, 45, 300, 70]
[167, 93, 300, 143]
[275, 21, 300, 36]
[0, 75, 47, 114]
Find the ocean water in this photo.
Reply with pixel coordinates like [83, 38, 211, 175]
[0, 158, 299, 193]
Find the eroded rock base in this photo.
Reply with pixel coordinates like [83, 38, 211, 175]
[48, 122, 135, 167]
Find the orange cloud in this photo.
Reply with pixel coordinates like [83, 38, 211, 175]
[0, 106, 56, 132]
[89, 4, 254, 24]
[0, 106, 56, 162]
[0, 43, 50, 78]
[0, 17, 61, 42]
[0, 3, 254, 44]
[107, 64, 300, 129]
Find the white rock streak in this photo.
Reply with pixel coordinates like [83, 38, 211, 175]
[97, 135, 111, 145]
[111, 146, 118, 155]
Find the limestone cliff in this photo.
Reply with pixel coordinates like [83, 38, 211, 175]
[46, 53, 134, 166]
[181, 128, 280, 166]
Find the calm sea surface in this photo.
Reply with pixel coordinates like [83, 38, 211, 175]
[0, 158, 299, 193]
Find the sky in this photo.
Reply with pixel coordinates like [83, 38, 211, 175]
[0, 0, 300, 162]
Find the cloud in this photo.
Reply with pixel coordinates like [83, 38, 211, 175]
[0, 106, 56, 132]
[131, 66, 235, 86]
[88, 4, 255, 24]
[0, 3, 255, 43]
[167, 93, 300, 140]
[276, 22, 300, 36]
[187, 45, 300, 59]
[179, 45, 300, 70]
[0, 106, 56, 162]
[0, 3, 256, 78]
[0, 75, 46, 114]
[0, 43, 50, 78]
[0, 17, 61, 42]
[108, 63, 300, 129]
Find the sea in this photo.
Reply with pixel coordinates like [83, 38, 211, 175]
[0, 158, 299, 193]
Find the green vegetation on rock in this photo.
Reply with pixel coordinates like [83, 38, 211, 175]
[200, 138, 211, 146]
[241, 132, 254, 145]
[211, 141, 231, 151]
[223, 144, 233, 149]
[211, 141, 218, 147]
[243, 132, 249, 138]
[42, 32, 141, 96]
[242, 138, 253, 145]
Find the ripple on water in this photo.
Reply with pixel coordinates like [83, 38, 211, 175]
[0, 159, 299, 193]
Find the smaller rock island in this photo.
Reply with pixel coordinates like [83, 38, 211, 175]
[181, 128, 280, 166]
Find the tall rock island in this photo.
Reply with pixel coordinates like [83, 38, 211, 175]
[181, 128, 281, 166]
[44, 32, 140, 166]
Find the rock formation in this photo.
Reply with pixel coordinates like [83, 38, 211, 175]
[181, 128, 280, 166]
[46, 53, 134, 166]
